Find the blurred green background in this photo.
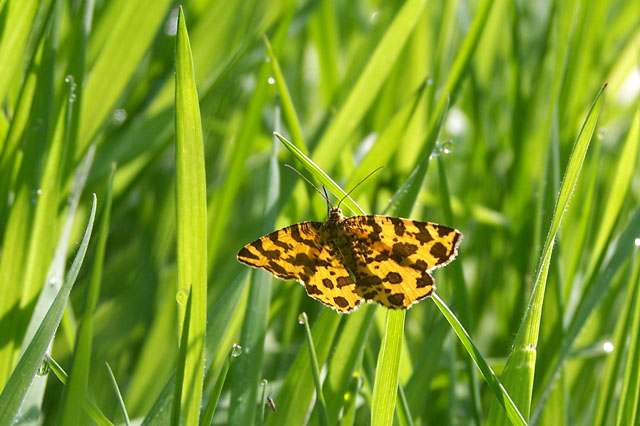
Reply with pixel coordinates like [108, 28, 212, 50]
[0, 0, 638, 424]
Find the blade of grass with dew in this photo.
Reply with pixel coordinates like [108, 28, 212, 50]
[593, 255, 640, 426]
[0, 194, 96, 425]
[174, 8, 208, 425]
[311, 0, 428, 169]
[0, 0, 40, 103]
[171, 287, 192, 426]
[534, 203, 640, 422]
[227, 132, 279, 426]
[105, 362, 131, 426]
[0, 7, 58, 385]
[301, 312, 330, 426]
[487, 84, 606, 425]
[75, 0, 171, 160]
[44, 355, 113, 426]
[263, 33, 307, 155]
[614, 248, 640, 426]
[59, 164, 114, 425]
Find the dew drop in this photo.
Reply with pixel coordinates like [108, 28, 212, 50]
[634, 238, 640, 247]
[165, 8, 179, 35]
[441, 140, 454, 154]
[603, 341, 614, 353]
[176, 288, 190, 305]
[231, 343, 242, 357]
[36, 359, 50, 376]
[267, 77, 275, 85]
[113, 109, 127, 123]
[297, 314, 305, 325]
[597, 127, 606, 140]
[265, 56, 271, 63]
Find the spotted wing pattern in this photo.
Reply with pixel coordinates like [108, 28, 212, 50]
[237, 222, 362, 313]
[341, 215, 462, 309]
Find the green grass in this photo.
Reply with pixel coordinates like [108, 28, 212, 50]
[0, 0, 638, 425]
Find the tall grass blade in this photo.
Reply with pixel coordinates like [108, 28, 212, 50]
[174, 7, 208, 425]
[488, 84, 606, 424]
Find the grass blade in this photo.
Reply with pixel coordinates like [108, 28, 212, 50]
[301, 312, 330, 426]
[105, 362, 131, 426]
[371, 309, 405, 426]
[0, 194, 97, 425]
[174, 7, 208, 425]
[488, 84, 606, 424]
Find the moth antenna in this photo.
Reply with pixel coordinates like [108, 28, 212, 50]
[322, 186, 332, 214]
[336, 166, 384, 209]
[284, 164, 331, 206]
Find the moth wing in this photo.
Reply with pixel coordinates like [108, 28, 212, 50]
[343, 215, 462, 309]
[237, 221, 362, 313]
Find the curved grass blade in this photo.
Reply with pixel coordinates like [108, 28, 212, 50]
[432, 294, 527, 426]
[174, 7, 208, 425]
[0, 194, 97, 425]
[488, 84, 606, 424]
[105, 362, 131, 426]
[274, 132, 364, 216]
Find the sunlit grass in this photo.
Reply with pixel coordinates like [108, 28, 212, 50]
[0, 1, 638, 425]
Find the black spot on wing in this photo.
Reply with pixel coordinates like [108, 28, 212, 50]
[334, 296, 349, 308]
[430, 242, 448, 263]
[237, 247, 259, 261]
[322, 278, 334, 289]
[387, 293, 405, 307]
[337, 276, 354, 288]
[385, 272, 403, 284]
[392, 242, 418, 257]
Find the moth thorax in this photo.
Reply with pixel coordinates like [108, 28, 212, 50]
[328, 206, 345, 223]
